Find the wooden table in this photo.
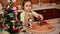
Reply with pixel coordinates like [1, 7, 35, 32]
[26, 22, 55, 34]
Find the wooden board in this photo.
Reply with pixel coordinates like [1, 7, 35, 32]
[26, 22, 55, 33]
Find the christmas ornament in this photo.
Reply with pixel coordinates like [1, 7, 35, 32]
[6, 24, 10, 28]
[5, 7, 10, 11]
[12, 26, 16, 31]
[8, 13, 14, 18]
[11, 20, 15, 25]
[2, 23, 5, 29]
[12, 6, 18, 12]
[18, 27, 21, 32]
[15, 18, 19, 23]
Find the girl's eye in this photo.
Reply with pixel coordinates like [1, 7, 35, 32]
[25, 5, 31, 7]
[25, 5, 28, 7]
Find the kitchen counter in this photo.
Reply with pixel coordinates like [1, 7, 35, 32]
[45, 18, 60, 34]
[27, 18, 60, 34]
[20, 18, 60, 34]
[18, 18, 60, 34]
[32, 3, 56, 10]
[0, 3, 60, 14]
[25, 23, 60, 34]
[47, 23, 60, 34]
[56, 4, 60, 9]
[15, 4, 60, 12]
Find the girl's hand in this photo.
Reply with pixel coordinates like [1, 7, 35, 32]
[37, 14, 43, 20]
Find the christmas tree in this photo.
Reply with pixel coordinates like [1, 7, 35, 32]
[2, 0, 26, 34]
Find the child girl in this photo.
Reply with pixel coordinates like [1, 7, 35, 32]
[20, 0, 43, 25]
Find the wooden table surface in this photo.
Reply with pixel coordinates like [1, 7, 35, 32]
[26, 22, 55, 33]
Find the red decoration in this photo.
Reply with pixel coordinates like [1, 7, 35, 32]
[12, 6, 18, 12]
[5, 7, 10, 11]
[2, 23, 5, 29]
[12, 26, 16, 31]
[15, 18, 19, 23]
[5, 5, 10, 11]
[18, 27, 21, 32]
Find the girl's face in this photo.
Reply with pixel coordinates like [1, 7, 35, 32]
[24, 1, 32, 12]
